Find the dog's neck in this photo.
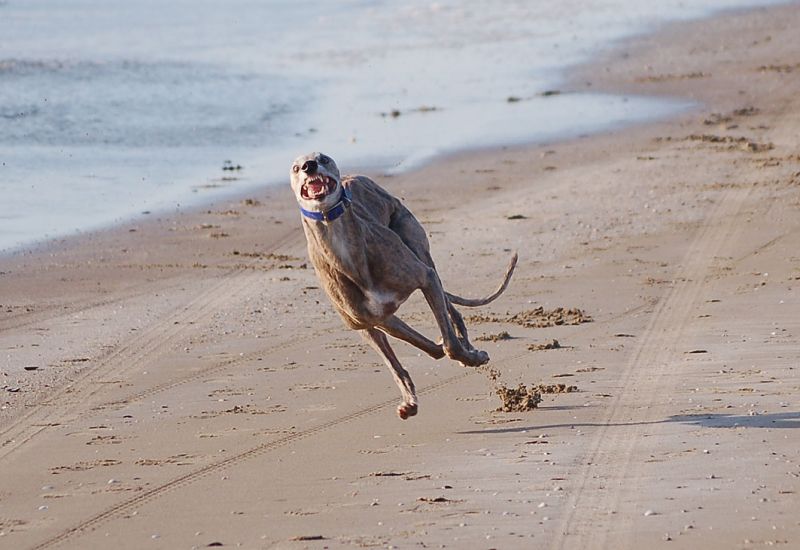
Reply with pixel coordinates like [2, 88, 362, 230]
[299, 186, 351, 223]
[300, 187, 370, 285]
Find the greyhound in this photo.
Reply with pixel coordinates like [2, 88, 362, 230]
[289, 152, 517, 419]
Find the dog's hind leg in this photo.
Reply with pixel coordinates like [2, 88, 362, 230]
[361, 328, 418, 419]
[447, 302, 476, 352]
[377, 315, 445, 360]
[419, 269, 489, 367]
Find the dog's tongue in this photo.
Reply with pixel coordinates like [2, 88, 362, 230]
[307, 182, 327, 198]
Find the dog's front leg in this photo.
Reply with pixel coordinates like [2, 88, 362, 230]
[419, 269, 489, 367]
[361, 328, 418, 419]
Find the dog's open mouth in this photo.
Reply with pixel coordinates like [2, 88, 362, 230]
[301, 175, 337, 200]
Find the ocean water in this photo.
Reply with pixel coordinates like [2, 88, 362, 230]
[0, 0, 783, 252]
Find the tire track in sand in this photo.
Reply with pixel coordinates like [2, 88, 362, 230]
[93, 323, 340, 410]
[27, 370, 477, 550]
[0, 271, 261, 460]
[0, 230, 302, 462]
[0, 276, 196, 334]
[550, 185, 751, 549]
[21, 274, 552, 550]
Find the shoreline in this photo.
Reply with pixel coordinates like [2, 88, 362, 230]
[2, 3, 799, 548]
[2, 3, 784, 259]
[0, 90, 689, 262]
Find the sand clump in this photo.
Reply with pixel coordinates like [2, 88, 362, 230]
[508, 307, 592, 328]
[475, 331, 513, 342]
[493, 382, 579, 412]
[528, 339, 561, 351]
[468, 307, 592, 329]
[495, 384, 543, 412]
[536, 383, 579, 394]
[656, 133, 774, 152]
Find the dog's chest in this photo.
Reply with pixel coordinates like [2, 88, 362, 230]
[304, 222, 356, 273]
[305, 219, 404, 321]
[363, 289, 399, 317]
[328, 233, 355, 268]
[322, 245, 399, 316]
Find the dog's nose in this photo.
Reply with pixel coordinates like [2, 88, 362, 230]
[301, 160, 318, 174]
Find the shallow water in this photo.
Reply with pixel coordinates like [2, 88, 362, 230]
[0, 0, 783, 252]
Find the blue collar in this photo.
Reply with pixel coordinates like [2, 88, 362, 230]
[300, 187, 352, 222]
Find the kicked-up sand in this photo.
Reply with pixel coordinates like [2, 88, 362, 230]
[1, 4, 800, 549]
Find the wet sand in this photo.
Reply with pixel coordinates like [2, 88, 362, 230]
[2, 4, 800, 549]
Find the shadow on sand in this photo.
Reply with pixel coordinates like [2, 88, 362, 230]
[458, 411, 800, 435]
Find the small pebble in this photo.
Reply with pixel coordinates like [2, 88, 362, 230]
[644, 509, 657, 517]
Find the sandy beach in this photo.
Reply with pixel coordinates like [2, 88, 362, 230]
[2, 3, 800, 549]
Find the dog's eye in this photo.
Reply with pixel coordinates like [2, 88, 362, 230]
[292, 165, 300, 173]
[319, 155, 330, 166]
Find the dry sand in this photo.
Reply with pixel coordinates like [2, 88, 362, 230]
[2, 4, 800, 549]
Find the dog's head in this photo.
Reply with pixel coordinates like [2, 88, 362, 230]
[289, 152, 342, 211]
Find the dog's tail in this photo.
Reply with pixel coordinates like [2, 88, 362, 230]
[445, 252, 518, 307]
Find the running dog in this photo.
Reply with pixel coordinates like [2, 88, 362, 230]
[290, 152, 516, 419]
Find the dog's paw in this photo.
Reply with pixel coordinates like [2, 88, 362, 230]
[455, 349, 489, 367]
[397, 402, 418, 420]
